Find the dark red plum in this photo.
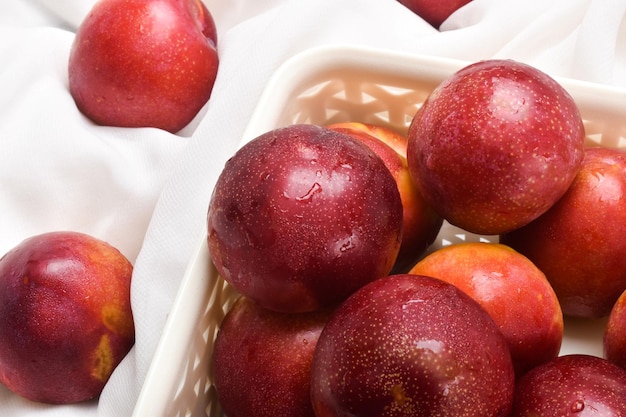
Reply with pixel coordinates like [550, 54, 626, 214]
[398, 0, 472, 28]
[502, 147, 626, 318]
[512, 354, 626, 416]
[407, 59, 585, 235]
[310, 274, 515, 417]
[213, 296, 331, 417]
[207, 124, 403, 313]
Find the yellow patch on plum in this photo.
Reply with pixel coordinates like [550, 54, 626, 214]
[91, 334, 114, 382]
[102, 304, 134, 339]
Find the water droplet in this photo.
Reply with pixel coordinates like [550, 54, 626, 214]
[570, 400, 584, 413]
[296, 182, 322, 202]
[334, 234, 357, 257]
[339, 240, 355, 252]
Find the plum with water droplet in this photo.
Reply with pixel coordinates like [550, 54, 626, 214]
[310, 274, 515, 416]
[207, 124, 403, 313]
[511, 354, 626, 416]
[407, 59, 585, 235]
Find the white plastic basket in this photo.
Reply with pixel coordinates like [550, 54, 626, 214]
[132, 45, 626, 417]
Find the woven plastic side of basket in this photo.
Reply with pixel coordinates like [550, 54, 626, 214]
[166, 263, 238, 417]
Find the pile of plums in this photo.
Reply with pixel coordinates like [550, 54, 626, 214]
[207, 59, 626, 416]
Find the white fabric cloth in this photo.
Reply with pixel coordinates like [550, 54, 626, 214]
[1, 0, 625, 415]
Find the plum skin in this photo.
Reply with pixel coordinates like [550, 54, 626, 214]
[310, 274, 515, 417]
[207, 124, 404, 313]
[0, 231, 134, 404]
